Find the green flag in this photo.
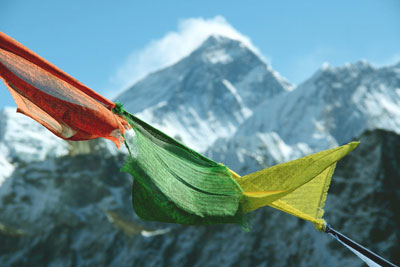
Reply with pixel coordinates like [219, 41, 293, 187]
[114, 105, 358, 230]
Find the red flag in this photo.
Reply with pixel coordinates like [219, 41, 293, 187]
[0, 32, 129, 147]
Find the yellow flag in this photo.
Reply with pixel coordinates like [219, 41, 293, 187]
[232, 141, 359, 231]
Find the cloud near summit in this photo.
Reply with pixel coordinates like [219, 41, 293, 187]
[110, 16, 261, 95]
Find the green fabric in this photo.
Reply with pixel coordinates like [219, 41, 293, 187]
[112, 104, 358, 231]
[114, 105, 246, 226]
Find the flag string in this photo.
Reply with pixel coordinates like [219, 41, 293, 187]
[325, 224, 397, 267]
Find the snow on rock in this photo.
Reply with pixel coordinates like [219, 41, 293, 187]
[209, 61, 400, 173]
[0, 152, 171, 266]
[116, 35, 291, 152]
[1, 129, 397, 266]
[209, 132, 312, 174]
[203, 48, 233, 64]
[0, 153, 13, 187]
[324, 129, 400, 266]
[0, 107, 69, 163]
[0, 30, 399, 266]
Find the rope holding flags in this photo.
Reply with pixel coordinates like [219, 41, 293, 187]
[0, 32, 396, 266]
[325, 225, 397, 267]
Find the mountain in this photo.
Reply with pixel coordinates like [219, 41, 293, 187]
[0, 33, 399, 266]
[116, 35, 292, 152]
[324, 129, 400, 266]
[0, 108, 69, 186]
[0, 129, 398, 266]
[0, 150, 168, 266]
[209, 61, 400, 174]
[0, 108, 69, 163]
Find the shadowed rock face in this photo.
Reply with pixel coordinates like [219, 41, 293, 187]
[0, 129, 398, 266]
[325, 129, 400, 266]
[0, 153, 133, 266]
[0, 36, 398, 266]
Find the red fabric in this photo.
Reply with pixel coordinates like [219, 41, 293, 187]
[0, 32, 114, 108]
[0, 32, 129, 148]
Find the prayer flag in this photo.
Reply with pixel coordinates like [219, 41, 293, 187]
[0, 32, 357, 230]
[0, 32, 128, 148]
[5, 32, 396, 265]
[114, 105, 358, 230]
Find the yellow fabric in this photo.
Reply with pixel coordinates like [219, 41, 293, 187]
[228, 168, 241, 180]
[269, 163, 336, 231]
[231, 141, 359, 230]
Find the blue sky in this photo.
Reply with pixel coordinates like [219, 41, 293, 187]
[1, 0, 399, 109]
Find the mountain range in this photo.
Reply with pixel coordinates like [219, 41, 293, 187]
[0, 35, 399, 266]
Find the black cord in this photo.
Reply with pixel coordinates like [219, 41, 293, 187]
[325, 224, 397, 267]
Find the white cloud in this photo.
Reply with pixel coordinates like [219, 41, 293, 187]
[109, 16, 261, 97]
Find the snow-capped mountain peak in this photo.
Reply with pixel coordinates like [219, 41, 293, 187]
[1, 32, 399, 266]
[116, 35, 291, 152]
[208, 61, 400, 173]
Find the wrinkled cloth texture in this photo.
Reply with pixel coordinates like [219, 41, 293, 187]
[0, 32, 358, 231]
[114, 105, 358, 230]
[0, 32, 128, 147]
